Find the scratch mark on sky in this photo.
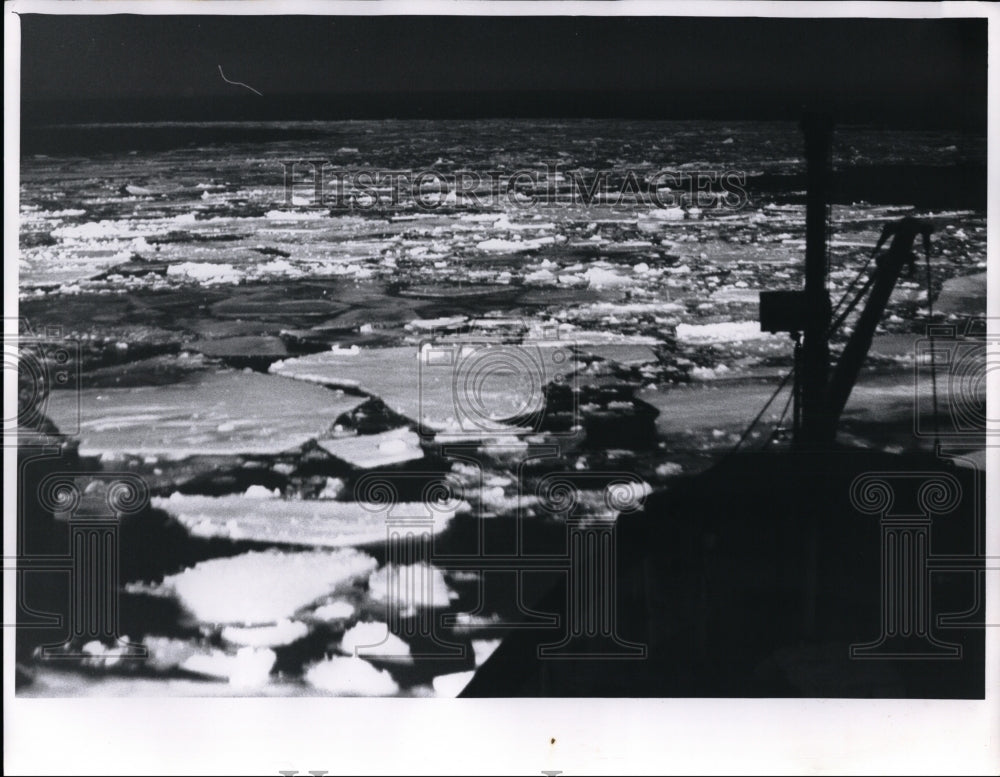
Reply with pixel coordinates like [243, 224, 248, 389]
[218, 65, 263, 96]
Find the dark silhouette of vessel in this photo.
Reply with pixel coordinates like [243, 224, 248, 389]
[461, 115, 986, 698]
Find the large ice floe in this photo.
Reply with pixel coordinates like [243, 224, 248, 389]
[45, 370, 366, 458]
[271, 343, 580, 435]
[151, 492, 466, 547]
[150, 548, 378, 625]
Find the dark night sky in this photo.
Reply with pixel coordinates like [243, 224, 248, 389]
[18, 15, 988, 128]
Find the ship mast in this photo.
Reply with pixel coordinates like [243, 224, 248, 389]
[760, 115, 929, 448]
[799, 114, 834, 447]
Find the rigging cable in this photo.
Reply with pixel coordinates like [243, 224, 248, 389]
[724, 367, 796, 457]
[827, 272, 877, 340]
[764, 370, 797, 447]
[829, 256, 873, 321]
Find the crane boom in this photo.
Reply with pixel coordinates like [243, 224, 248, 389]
[824, 217, 933, 435]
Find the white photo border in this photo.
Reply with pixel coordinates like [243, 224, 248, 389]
[4, 2, 998, 775]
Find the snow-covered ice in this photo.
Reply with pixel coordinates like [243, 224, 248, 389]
[304, 655, 399, 696]
[431, 670, 475, 697]
[317, 428, 424, 469]
[339, 621, 412, 662]
[366, 564, 457, 611]
[155, 549, 378, 624]
[152, 492, 461, 548]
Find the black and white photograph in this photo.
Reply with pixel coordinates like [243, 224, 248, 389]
[4, 1, 997, 773]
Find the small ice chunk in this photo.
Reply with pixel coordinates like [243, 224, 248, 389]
[244, 484, 281, 499]
[182, 646, 276, 688]
[524, 268, 557, 284]
[584, 267, 630, 288]
[312, 600, 355, 621]
[339, 621, 412, 662]
[51, 219, 130, 240]
[304, 655, 398, 696]
[220, 619, 309, 647]
[432, 670, 475, 697]
[481, 485, 507, 507]
[655, 461, 684, 477]
[367, 564, 456, 610]
[676, 321, 777, 344]
[143, 637, 200, 671]
[406, 315, 467, 332]
[648, 207, 685, 221]
[471, 638, 502, 666]
[80, 640, 129, 667]
[477, 236, 556, 252]
[690, 363, 731, 380]
[166, 262, 242, 285]
[319, 477, 345, 499]
[264, 209, 325, 221]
